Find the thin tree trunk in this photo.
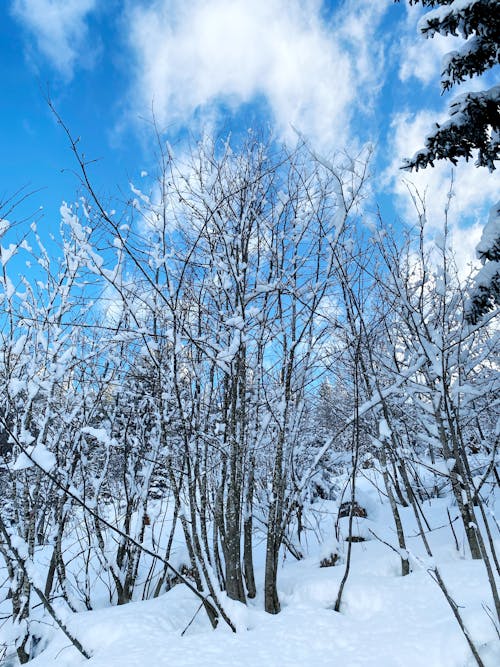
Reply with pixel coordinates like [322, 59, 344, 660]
[243, 455, 256, 598]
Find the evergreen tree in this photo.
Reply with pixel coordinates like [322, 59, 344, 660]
[397, 0, 499, 322]
[468, 201, 500, 324]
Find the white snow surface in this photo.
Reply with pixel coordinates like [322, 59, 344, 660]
[14, 473, 499, 667]
[27, 566, 496, 667]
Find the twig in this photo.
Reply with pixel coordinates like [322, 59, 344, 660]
[181, 601, 204, 637]
[368, 529, 405, 559]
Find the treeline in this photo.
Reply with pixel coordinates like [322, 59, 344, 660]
[0, 136, 498, 663]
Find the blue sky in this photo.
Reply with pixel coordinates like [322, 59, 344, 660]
[1, 0, 498, 274]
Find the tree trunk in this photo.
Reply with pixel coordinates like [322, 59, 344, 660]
[264, 532, 280, 614]
[243, 456, 256, 599]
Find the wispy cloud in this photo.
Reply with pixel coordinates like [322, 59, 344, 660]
[11, 0, 97, 79]
[384, 109, 498, 273]
[396, 2, 460, 88]
[382, 3, 498, 273]
[399, 31, 457, 88]
[124, 0, 391, 148]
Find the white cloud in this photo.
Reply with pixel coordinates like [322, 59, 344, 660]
[124, 0, 390, 148]
[448, 221, 484, 278]
[337, 2, 389, 96]
[384, 109, 499, 273]
[11, 0, 97, 79]
[396, 2, 462, 88]
[399, 31, 457, 87]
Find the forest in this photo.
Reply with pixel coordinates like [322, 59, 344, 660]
[0, 131, 498, 666]
[0, 0, 499, 666]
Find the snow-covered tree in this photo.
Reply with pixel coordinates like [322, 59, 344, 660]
[374, 213, 500, 621]
[467, 201, 500, 323]
[396, 0, 500, 322]
[398, 0, 499, 171]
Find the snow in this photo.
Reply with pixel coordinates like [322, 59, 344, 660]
[0, 243, 18, 265]
[378, 418, 392, 441]
[0, 217, 10, 235]
[5, 474, 497, 667]
[81, 427, 114, 446]
[216, 330, 241, 365]
[419, 0, 483, 38]
[27, 566, 496, 667]
[11, 334, 28, 356]
[476, 201, 500, 259]
[12, 443, 57, 472]
[474, 260, 500, 288]
[406, 84, 500, 172]
[30, 444, 57, 472]
[8, 377, 25, 397]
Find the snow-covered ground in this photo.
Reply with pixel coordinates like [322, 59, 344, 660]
[2, 471, 499, 667]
